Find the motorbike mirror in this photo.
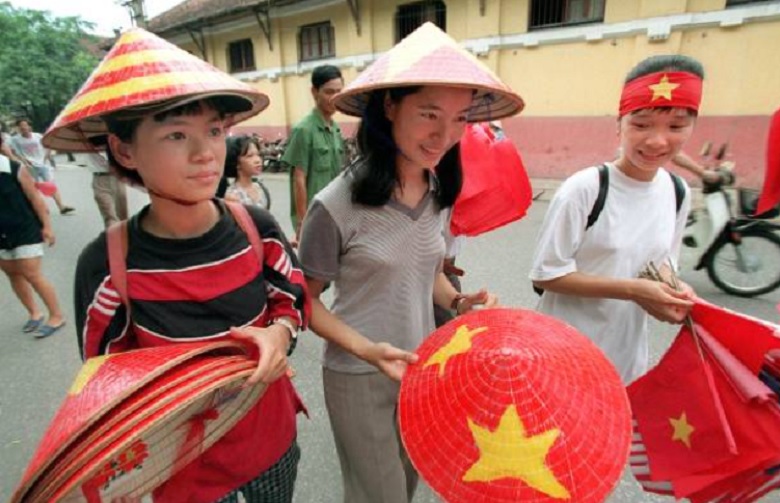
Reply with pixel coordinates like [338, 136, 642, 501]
[699, 141, 712, 157]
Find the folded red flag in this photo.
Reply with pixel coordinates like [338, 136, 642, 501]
[756, 107, 780, 216]
[450, 123, 532, 237]
[629, 302, 780, 502]
[629, 326, 736, 484]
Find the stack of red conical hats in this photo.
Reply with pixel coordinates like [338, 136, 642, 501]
[11, 340, 265, 502]
[399, 308, 632, 503]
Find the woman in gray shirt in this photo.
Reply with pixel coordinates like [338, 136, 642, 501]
[297, 22, 524, 503]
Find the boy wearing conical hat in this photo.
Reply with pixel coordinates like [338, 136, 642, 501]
[46, 29, 310, 502]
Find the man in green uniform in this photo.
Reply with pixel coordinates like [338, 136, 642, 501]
[282, 65, 345, 238]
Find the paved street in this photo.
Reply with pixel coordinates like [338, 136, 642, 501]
[2, 166, 779, 502]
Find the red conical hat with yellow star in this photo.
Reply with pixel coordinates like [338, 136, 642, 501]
[11, 340, 250, 503]
[399, 308, 632, 503]
[333, 22, 524, 122]
[43, 28, 269, 152]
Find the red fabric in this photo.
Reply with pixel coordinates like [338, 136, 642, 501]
[691, 301, 780, 375]
[628, 327, 736, 482]
[629, 303, 780, 501]
[756, 107, 780, 215]
[619, 71, 702, 117]
[34, 181, 57, 197]
[450, 123, 532, 237]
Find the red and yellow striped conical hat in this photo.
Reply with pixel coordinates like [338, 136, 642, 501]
[333, 22, 524, 122]
[43, 28, 268, 152]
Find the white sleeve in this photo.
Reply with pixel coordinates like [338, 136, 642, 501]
[529, 171, 595, 281]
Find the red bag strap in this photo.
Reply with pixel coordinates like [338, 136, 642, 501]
[225, 201, 263, 265]
[106, 221, 129, 306]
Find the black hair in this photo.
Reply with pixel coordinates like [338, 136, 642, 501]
[311, 65, 343, 90]
[350, 87, 462, 208]
[224, 134, 262, 178]
[104, 97, 228, 186]
[625, 55, 705, 83]
[15, 118, 29, 127]
[624, 55, 705, 116]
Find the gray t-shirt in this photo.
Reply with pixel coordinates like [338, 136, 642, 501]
[298, 171, 446, 374]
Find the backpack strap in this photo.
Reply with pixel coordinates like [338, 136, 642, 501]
[586, 164, 610, 230]
[225, 201, 263, 265]
[107, 221, 129, 306]
[669, 171, 685, 214]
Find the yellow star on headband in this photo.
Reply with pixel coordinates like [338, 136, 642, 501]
[649, 74, 680, 102]
[463, 405, 571, 500]
[424, 324, 487, 377]
[670, 412, 695, 449]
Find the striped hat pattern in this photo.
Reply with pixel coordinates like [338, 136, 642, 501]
[43, 28, 268, 152]
[333, 22, 524, 122]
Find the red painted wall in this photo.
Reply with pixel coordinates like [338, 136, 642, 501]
[234, 115, 774, 187]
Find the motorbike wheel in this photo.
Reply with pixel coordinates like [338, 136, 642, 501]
[705, 228, 780, 297]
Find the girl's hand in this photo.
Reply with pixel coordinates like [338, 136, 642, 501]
[230, 325, 291, 385]
[364, 342, 419, 382]
[42, 226, 55, 246]
[631, 279, 693, 323]
[456, 288, 498, 315]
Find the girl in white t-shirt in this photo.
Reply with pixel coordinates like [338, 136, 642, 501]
[530, 55, 703, 383]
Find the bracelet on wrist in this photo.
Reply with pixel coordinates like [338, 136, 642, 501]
[450, 294, 467, 314]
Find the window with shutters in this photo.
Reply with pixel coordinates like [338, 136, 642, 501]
[395, 1, 446, 43]
[299, 22, 335, 62]
[228, 38, 255, 73]
[529, 0, 605, 30]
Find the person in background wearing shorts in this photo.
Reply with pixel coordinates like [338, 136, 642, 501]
[10, 118, 75, 215]
[0, 134, 66, 338]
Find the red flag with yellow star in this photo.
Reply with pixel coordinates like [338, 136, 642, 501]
[629, 326, 737, 483]
[629, 303, 780, 502]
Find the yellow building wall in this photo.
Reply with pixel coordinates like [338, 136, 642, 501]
[167, 0, 780, 128]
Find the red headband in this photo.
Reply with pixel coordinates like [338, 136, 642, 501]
[619, 71, 702, 117]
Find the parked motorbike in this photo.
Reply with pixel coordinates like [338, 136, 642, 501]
[681, 144, 780, 297]
[261, 137, 288, 173]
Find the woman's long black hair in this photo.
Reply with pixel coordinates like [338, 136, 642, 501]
[350, 87, 463, 209]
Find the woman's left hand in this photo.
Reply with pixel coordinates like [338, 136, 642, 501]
[230, 325, 290, 386]
[456, 288, 498, 314]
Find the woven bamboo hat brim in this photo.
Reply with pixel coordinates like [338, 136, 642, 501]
[399, 308, 632, 503]
[333, 22, 524, 122]
[11, 340, 250, 503]
[43, 28, 269, 152]
[50, 362, 264, 501]
[28, 356, 256, 502]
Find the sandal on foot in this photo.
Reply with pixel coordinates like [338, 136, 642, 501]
[34, 321, 66, 339]
[22, 316, 44, 333]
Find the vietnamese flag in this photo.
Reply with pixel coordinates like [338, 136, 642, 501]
[756, 107, 780, 216]
[628, 326, 736, 482]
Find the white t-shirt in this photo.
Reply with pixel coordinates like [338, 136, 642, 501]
[529, 162, 690, 383]
[10, 133, 47, 166]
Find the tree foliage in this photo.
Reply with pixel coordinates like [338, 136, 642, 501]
[0, 2, 100, 132]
